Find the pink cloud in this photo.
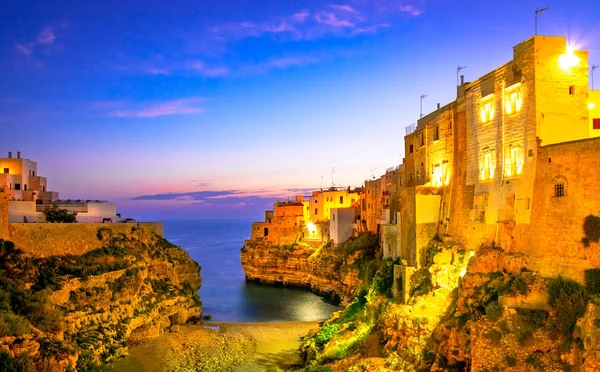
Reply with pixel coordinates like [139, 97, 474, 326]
[292, 11, 310, 22]
[266, 22, 295, 33]
[331, 4, 358, 13]
[145, 67, 171, 76]
[188, 61, 229, 77]
[14, 26, 63, 57]
[15, 44, 32, 55]
[315, 12, 355, 27]
[37, 27, 56, 44]
[398, 4, 423, 16]
[264, 56, 319, 69]
[109, 98, 206, 118]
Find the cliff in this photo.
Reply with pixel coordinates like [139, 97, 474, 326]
[296, 241, 600, 371]
[240, 233, 380, 304]
[0, 226, 201, 371]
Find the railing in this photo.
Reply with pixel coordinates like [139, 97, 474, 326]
[405, 123, 417, 136]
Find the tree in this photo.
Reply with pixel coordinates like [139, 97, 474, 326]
[43, 204, 77, 223]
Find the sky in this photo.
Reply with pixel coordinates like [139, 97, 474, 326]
[1, 0, 599, 220]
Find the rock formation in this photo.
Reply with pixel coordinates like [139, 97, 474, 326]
[0, 226, 201, 370]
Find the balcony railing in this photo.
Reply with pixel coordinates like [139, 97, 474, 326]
[405, 123, 417, 136]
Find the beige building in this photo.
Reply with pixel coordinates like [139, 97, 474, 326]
[0, 151, 119, 223]
[307, 187, 359, 223]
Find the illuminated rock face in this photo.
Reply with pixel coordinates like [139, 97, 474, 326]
[240, 240, 362, 304]
[0, 227, 201, 369]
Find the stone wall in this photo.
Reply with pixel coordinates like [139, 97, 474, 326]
[8, 222, 163, 257]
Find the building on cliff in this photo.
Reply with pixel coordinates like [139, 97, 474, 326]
[381, 35, 600, 284]
[0, 151, 119, 224]
[244, 35, 600, 285]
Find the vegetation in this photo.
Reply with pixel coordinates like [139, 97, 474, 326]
[485, 302, 503, 322]
[582, 214, 600, 247]
[371, 259, 396, 298]
[547, 277, 589, 336]
[315, 324, 339, 347]
[585, 268, 600, 294]
[42, 204, 77, 223]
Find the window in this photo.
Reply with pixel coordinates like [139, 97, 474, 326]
[43, 186, 46, 192]
[24, 185, 27, 191]
[14, 183, 21, 190]
[448, 120, 453, 130]
[569, 86, 575, 95]
[433, 126, 439, 141]
[594, 118, 600, 130]
[555, 183, 565, 197]
[314, 208, 318, 215]
[480, 101, 495, 123]
[332, 214, 336, 222]
[339, 196, 344, 204]
[409, 144, 414, 153]
[479, 152, 495, 181]
[3, 168, 8, 174]
[264, 228, 269, 237]
[505, 90, 523, 115]
[505, 147, 524, 177]
[32, 171, 35, 177]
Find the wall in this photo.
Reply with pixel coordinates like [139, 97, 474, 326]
[0, 187, 9, 240]
[76, 203, 118, 223]
[8, 201, 44, 222]
[590, 90, 600, 138]
[330, 208, 355, 246]
[7, 222, 163, 257]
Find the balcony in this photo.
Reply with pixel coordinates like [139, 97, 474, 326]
[405, 123, 417, 136]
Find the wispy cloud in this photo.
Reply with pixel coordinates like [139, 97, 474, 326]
[398, 4, 423, 16]
[98, 97, 206, 118]
[15, 26, 61, 56]
[145, 67, 171, 76]
[131, 188, 315, 206]
[188, 61, 229, 77]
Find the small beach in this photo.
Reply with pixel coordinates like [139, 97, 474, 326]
[112, 321, 318, 372]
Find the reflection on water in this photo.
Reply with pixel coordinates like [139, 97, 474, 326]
[163, 220, 339, 322]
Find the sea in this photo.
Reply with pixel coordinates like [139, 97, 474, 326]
[162, 219, 339, 323]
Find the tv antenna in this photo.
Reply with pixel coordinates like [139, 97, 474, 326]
[535, 7, 550, 36]
[331, 167, 335, 187]
[420, 94, 428, 118]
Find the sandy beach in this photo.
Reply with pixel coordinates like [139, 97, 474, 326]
[111, 322, 319, 372]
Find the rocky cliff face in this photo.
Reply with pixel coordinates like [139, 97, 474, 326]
[240, 233, 379, 304]
[0, 226, 201, 371]
[295, 241, 600, 371]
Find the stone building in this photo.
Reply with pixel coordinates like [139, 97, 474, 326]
[307, 187, 360, 223]
[0, 151, 119, 223]
[390, 35, 600, 283]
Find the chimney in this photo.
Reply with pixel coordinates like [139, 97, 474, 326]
[460, 75, 465, 85]
[437, 103, 441, 110]
[17, 151, 21, 159]
[8, 152, 12, 158]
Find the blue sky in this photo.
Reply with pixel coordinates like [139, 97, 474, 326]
[1, 0, 599, 220]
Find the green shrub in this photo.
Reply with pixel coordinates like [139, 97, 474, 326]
[485, 302, 503, 322]
[0, 313, 32, 337]
[483, 329, 502, 345]
[517, 327, 534, 345]
[516, 308, 548, 329]
[498, 320, 510, 334]
[315, 323, 339, 347]
[43, 204, 77, 223]
[512, 275, 529, 295]
[585, 269, 600, 294]
[594, 319, 600, 328]
[583, 215, 600, 244]
[0, 352, 33, 372]
[548, 277, 589, 336]
[505, 355, 517, 367]
[372, 260, 395, 298]
[525, 354, 542, 368]
[410, 268, 433, 297]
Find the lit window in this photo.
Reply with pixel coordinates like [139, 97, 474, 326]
[480, 102, 495, 123]
[505, 91, 523, 115]
[479, 153, 495, 181]
[505, 147, 524, 177]
[432, 163, 451, 187]
[593, 118, 600, 130]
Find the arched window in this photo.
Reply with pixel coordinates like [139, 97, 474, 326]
[552, 175, 568, 197]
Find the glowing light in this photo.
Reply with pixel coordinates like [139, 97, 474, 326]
[432, 165, 443, 187]
[590, 103, 596, 110]
[307, 222, 316, 234]
[505, 147, 524, 177]
[558, 46, 580, 71]
[480, 102, 495, 123]
[459, 251, 475, 278]
[505, 91, 522, 115]
[480, 153, 495, 181]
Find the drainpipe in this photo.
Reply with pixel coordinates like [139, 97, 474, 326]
[495, 80, 506, 244]
[445, 115, 455, 237]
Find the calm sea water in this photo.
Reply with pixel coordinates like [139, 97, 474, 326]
[162, 219, 338, 322]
